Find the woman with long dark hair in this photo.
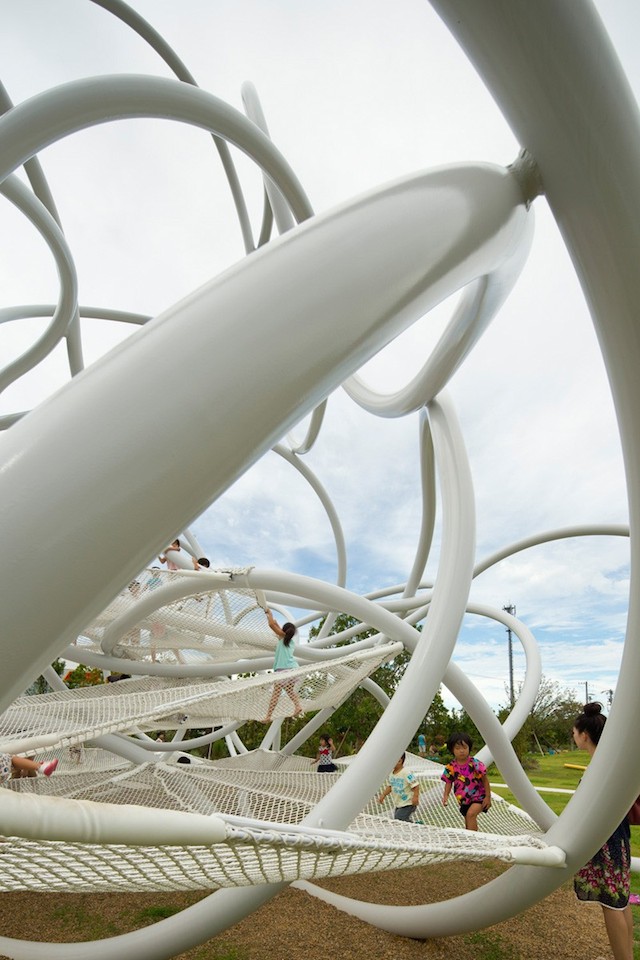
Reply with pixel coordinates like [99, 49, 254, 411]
[573, 701, 633, 960]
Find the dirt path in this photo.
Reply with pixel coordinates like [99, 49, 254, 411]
[0, 861, 611, 959]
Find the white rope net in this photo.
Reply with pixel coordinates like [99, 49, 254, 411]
[0, 562, 560, 896]
[0, 645, 402, 749]
[0, 750, 555, 893]
[77, 568, 280, 664]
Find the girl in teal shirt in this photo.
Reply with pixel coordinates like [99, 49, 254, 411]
[264, 608, 303, 722]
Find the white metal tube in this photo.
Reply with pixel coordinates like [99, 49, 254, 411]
[0, 158, 529, 711]
[295, 0, 640, 938]
[0, 175, 78, 393]
[403, 407, 436, 598]
[273, 444, 347, 588]
[0, 790, 227, 846]
[473, 524, 629, 578]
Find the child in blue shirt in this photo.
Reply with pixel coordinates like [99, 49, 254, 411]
[378, 753, 420, 821]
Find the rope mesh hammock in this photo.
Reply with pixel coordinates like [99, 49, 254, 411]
[0, 644, 401, 751]
[0, 564, 564, 897]
[0, 567, 564, 896]
[4, 751, 538, 835]
[77, 568, 281, 664]
[0, 752, 562, 893]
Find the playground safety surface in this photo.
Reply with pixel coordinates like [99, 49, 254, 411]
[0, 859, 614, 959]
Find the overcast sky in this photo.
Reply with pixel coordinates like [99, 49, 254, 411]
[0, 1, 636, 713]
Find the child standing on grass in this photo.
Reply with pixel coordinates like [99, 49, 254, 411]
[441, 732, 491, 831]
[377, 753, 420, 821]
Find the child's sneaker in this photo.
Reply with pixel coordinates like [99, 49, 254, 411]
[40, 759, 59, 777]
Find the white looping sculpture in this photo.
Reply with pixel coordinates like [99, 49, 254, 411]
[0, 1, 638, 958]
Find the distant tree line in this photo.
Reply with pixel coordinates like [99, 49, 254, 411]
[301, 615, 584, 761]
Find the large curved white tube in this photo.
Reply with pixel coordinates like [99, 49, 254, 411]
[0, 789, 227, 846]
[342, 177, 534, 418]
[0, 75, 313, 224]
[0, 175, 78, 393]
[403, 407, 436, 598]
[430, 0, 640, 923]
[273, 444, 347, 588]
[0, 80, 84, 379]
[89, 0, 256, 255]
[0, 733, 60, 755]
[292, 0, 640, 938]
[256, 390, 478, 831]
[241, 81, 296, 236]
[473, 524, 629, 578]
[0, 156, 530, 712]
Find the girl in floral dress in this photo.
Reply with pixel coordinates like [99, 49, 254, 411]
[573, 701, 633, 960]
[441, 732, 491, 831]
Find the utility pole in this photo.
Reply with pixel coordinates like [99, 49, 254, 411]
[503, 603, 516, 707]
[584, 681, 590, 704]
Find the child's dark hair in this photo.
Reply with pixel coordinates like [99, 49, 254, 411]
[319, 732, 332, 744]
[447, 731, 473, 753]
[574, 701, 606, 745]
[282, 622, 296, 647]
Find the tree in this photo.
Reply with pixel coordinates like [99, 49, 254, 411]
[308, 613, 398, 753]
[447, 706, 483, 753]
[307, 612, 424, 755]
[501, 675, 582, 754]
[24, 658, 65, 695]
[63, 664, 105, 688]
[419, 688, 451, 743]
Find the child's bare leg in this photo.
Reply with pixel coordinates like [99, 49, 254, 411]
[265, 684, 282, 723]
[464, 802, 483, 831]
[12, 765, 37, 779]
[285, 680, 303, 717]
[12, 755, 58, 777]
[11, 756, 41, 776]
[602, 903, 633, 960]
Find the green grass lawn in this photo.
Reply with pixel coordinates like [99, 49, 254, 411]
[489, 749, 640, 857]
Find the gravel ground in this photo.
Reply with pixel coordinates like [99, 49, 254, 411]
[0, 861, 612, 959]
